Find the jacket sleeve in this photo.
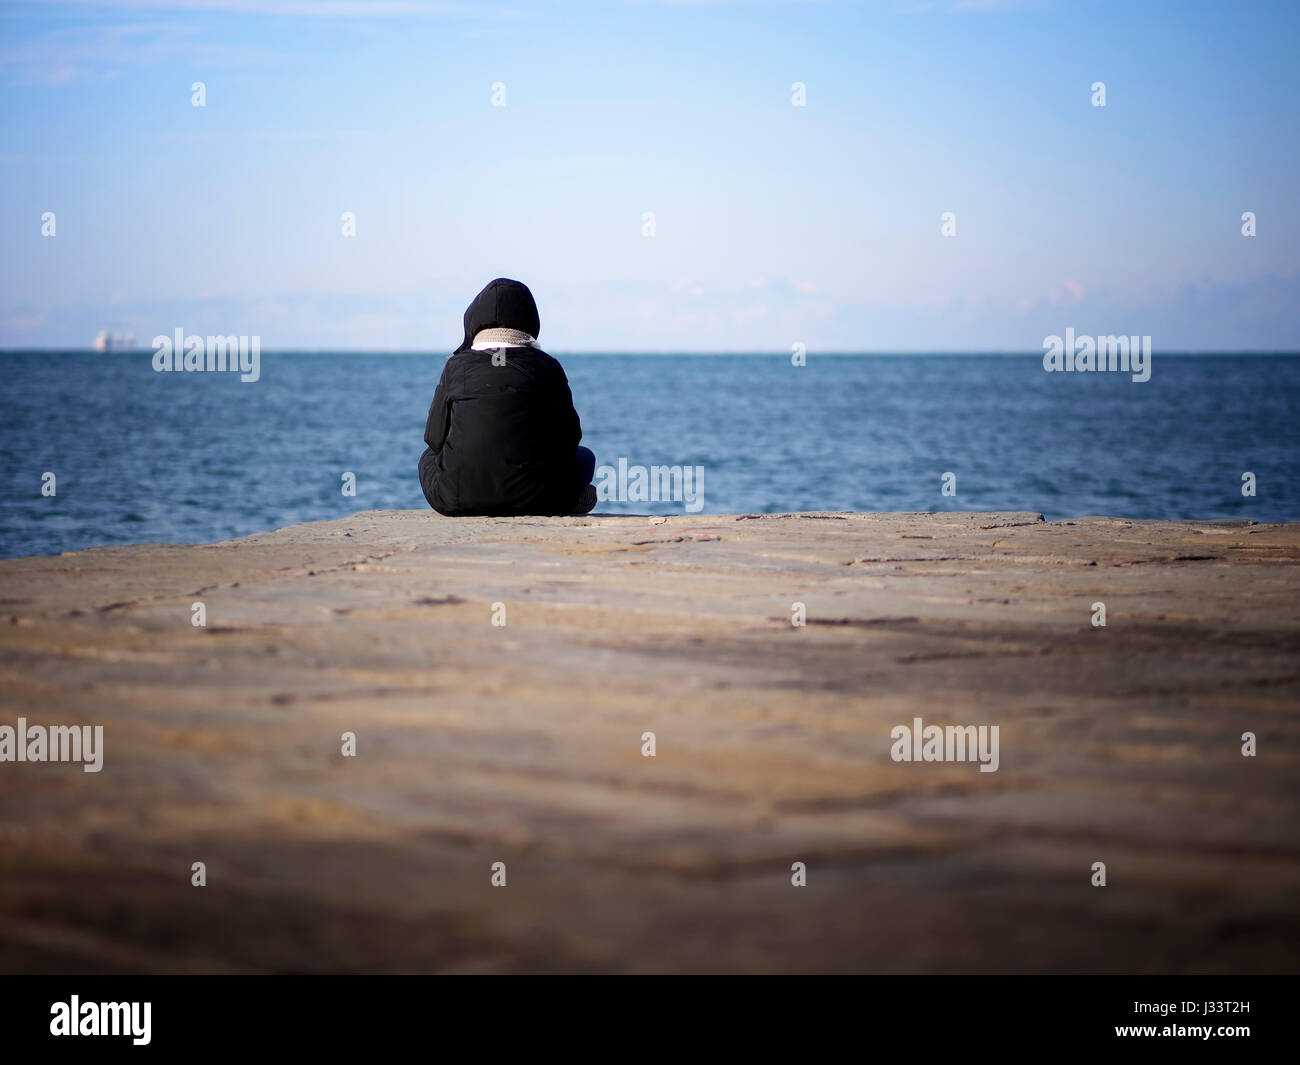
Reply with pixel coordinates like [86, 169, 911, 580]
[423, 359, 455, 456]
[556, 366, 581, 451]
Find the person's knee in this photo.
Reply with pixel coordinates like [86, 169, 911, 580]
[576, 446, 596, 485]
[417, 450, 440, 510]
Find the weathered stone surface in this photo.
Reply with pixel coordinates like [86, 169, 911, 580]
[1, 510, 1297, 973]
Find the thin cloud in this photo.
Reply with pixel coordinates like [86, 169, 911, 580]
[30, 0, 469, 15]
[0, 23, 282, 84]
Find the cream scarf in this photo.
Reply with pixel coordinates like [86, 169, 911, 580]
[470, 327, 537, 350]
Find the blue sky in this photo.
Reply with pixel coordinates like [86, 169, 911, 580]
[2, 0, 1298, 352]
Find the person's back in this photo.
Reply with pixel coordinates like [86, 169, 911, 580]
[418, 278, 595, 516]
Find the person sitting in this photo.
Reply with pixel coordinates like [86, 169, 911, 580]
[418, 278, 596, 516]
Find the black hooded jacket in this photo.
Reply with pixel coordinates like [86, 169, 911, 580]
[418, 279, 583, 516]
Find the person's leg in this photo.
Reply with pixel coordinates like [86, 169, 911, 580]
[575, 446, 596, 487]
[572, 446, 597, 514]
[417, 447, 440, 510]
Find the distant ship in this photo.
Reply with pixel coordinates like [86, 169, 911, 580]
[93, 330, 135, 352]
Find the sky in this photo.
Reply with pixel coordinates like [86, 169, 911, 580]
[1, 0, 1298, 352]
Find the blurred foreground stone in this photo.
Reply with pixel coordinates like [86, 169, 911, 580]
[0, 510, 1297, 973]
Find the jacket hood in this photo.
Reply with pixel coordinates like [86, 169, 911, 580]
[455, 278, 540, 353]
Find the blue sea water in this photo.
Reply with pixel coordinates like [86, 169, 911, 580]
[0, 351, 1296, 559]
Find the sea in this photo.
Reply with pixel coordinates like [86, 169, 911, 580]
[0, 351, 1296, 559]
